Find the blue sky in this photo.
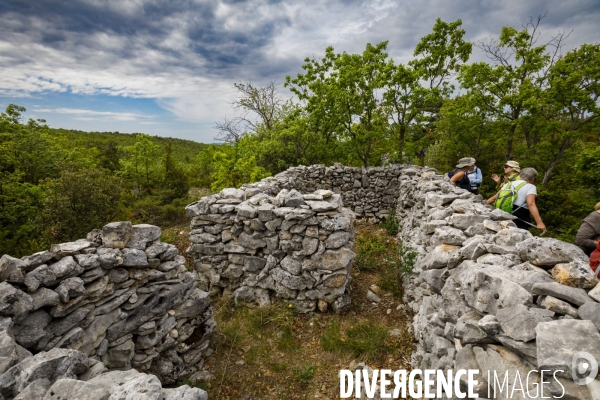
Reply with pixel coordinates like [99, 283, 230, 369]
[1, 0, 599, 143]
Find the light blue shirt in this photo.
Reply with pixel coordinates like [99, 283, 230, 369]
[467, 167, 482, 185]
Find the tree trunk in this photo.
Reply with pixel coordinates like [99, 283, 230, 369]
[542, 136, 571, 186]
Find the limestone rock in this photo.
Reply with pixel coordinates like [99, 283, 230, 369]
[578, 302, 600, 331]
[0, 348, 89, 398]
[516, 237, 588, 266]
[126, 224, 161, 249]
[41, 378, 109, 400]
[495, 304, 554, 342]
[49, 241, 91, 256]
[536, 319, 600, 378]
[101, 221, 133, 248]
[0, 283, 33, 320]
[458, 266, 532, 315]
[531, 282, 595, 306]
[543, 295, 579, 318]
[551, 261, 598, 289]
[0, 255, 25, 284]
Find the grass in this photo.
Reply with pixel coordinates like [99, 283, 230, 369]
[177, 224, 415, 399]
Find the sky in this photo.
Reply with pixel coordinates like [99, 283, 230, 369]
[0, 0, 598, 143]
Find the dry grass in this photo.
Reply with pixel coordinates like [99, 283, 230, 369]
[190, 224, 416, 400]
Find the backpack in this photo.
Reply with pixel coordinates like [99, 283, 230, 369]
[447, 170, 456, 178]
[493, 181, 527, 213]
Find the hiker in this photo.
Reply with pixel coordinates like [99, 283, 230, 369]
[590, 241, 600, 276]
[486, 167, 546, 232]
[449, 157, 476, 193]
[466, 162, 483, 195]
[575, 201, 600, 256]
[491, 160, 520, 186]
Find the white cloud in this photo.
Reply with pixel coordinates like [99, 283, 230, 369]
[33, 107, 153, 122]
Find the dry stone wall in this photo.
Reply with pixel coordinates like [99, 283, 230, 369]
[212, 163, 405, 221]
[186, 187, 356, 313]
[0, 222, 215, 400]
[396, 166, 600, 399]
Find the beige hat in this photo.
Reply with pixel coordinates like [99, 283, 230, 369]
[505, 160, 520, 172]
[456, 157, 476, 168]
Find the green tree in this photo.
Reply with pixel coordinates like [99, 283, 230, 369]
[99, 140, 121, 172]
[287, 42, 391, 167]
[120, 134, 162, 195]
[43, 166, 122, 242]
[162, 142, 189, 201]
[383, 18, 471, 159]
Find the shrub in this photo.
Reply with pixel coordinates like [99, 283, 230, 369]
[354, 230, 388, 271]
[292, 365, 315, 383]
[378, 208, 399, 236]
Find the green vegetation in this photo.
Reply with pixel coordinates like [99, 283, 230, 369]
[0, 106, 208, 256]
[379, 208, 399, 236]
[320, 321, 393, 359]
[292, 365, 315, 383]
[354, 227, 416, 297]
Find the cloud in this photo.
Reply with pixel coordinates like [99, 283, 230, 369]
[0, 0, 599, 139]
[33, 107, 154, 122]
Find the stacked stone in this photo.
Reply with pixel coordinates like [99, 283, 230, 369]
[186, 187, 356, 313]
[0, 221, 215, 392]
[0, 318, 207, 400]
[230, 163, 405, 221]
[396, 166, 600, 399]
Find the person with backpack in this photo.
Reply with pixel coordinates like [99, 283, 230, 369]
[486, 167, 546, 232]
[449, 157, 476, 193]
[575, 201, 600, 256]
[491, 160, 520, 188]
[466, 162, 483, 194]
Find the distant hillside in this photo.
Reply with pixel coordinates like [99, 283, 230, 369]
[47, 128, 208, 162]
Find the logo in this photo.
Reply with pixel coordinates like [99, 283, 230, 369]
[572, 351, 598, 385]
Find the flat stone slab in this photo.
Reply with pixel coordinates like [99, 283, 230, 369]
[531, 282, 595, 306]
[496, 304, 554, 342]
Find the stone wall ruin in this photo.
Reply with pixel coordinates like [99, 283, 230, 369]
[186, 187, 356, 313]
[396, 166, 600, 399]
[0, 222, 214, 400]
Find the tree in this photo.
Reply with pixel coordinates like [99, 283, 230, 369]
[286, 42, 391, 167]
[162, 142, 189, 201]
[459, 15, 568, 161]
[43, 166, 122, 242]
[99, 140, 121, 172]
[383, 18, 472, 159]
[120, 134, 162, 195]
[215, 81, 289, 144]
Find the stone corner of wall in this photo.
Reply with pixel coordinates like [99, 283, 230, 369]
[0, 221, 215, 399]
